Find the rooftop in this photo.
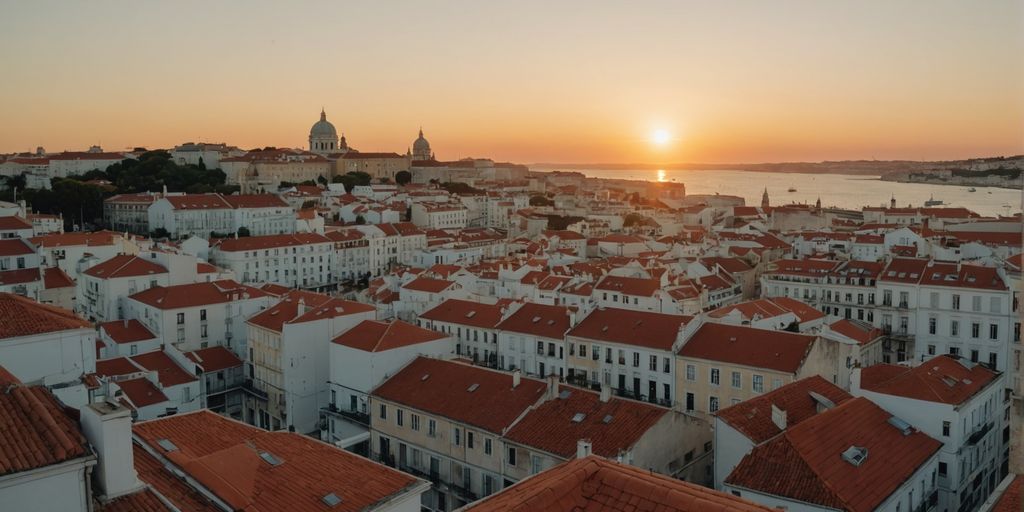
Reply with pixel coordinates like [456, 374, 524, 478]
[568, 307, 689, 351]
[860, 355, 1001, 405]
[677, 323, 816, 374]
[0, 293, 91, 339]
[332, 320, 446, 352]
[418, 299, 507, 329]
[715, 375, 853, 444]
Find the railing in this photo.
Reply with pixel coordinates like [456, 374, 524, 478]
[372, 451, 396, 468]
[321, 405, 370, 426]
[241, 379, 268, 401]
[965, 421, 994, 446]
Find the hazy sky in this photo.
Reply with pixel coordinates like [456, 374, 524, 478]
[1, 1, 1022, 164]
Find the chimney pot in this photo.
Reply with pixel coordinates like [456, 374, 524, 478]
[576, 439, 593, 459]
[512, 369, 521, 388]
[600, 384, 611, 403]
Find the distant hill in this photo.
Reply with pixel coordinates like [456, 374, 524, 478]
[533, 155, 1024, 176]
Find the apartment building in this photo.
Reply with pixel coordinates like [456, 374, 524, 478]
[495, 302, 576, 378]
[418, 298, 509, 366]
[209, 233, 335, 289]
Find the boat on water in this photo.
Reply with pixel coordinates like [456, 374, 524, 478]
[924, 195, 944, 206]
[787, 187, 797, 192]
[968, 187, 977, 192]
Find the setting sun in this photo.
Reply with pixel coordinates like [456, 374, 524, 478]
[651, 129, 671, 146]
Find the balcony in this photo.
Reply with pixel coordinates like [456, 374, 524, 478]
[241, 379, 268, 401]
[450, 481, 479, 502]
[321, 404, 370, 426]
[965, 421, 994, 446]
[372, 451, 396, 468]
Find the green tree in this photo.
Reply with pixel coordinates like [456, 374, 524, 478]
[529, 195, 553, 207]
[150, 228, 170, 239]
[394, 170, 412, 185]
[236, 227, 251, 237]
[623, 213, 646, 227]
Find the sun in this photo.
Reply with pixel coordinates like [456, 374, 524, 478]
[651, 129, 671, 146]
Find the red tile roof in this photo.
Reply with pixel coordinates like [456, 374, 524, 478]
[918, 262, 1007, 291]
[247, 290, 373, 332]
[402, 277, 456, 293]
[879, 258, 929, 284]
[726, 397, 941, 512]
[0, 267, 40, 286]
[0, 238, 34, 256]
[0, 383, 91, 476]
[715, 376, 853, 444]
[860, 355, 1000, 405]
[496, 302, 574, 340]
[98, 487, 173, 512]
[96, 356, 145, 377]
[100, 320, 157, 344]
[133, 410, 421, 512]
[0, 293, 91, 339]
[29, 231, 121, 248]
[467, 456, 774, 512]
[129, 280, 268, 310]
[764, 259, 842, 277]
[332, 320, 446, 352]
[115, 377, 169, 408]
[827, 319, 882, 345]
[595, 275, 660, 297]
[84, 254, 167, 278]
[211, 233, 331, 252]
[43, 267, 75, 289]
[132, 445, 219, 511]
[678, 323, 816, 374]
[165, 194, 231, 210]
[709, 297, 824, 324]
[992, 475, 1022, 512]
[419, 299, 506, 328]
[184, 346, 243, 373]
[568, 308, 689, 351]
[505, 385, 667, 458]
[221, 194, 289, 209]
[130, 351, 198, 387]
[372, 357, 546, 433]
[0, 215, 32, 230]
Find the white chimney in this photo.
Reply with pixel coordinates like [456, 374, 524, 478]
[576, 439, 593, 459]
[81, 401, 144, 499]
[546, 374, 558, 400]
[850, 367, 862, 392]
[512, 370, 521, 388]
[599, 384, 611, 403]
[770, 404, 788, 431]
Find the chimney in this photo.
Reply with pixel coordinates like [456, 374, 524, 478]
[297, 297, 307, 315]
[546, 374, 558, 400]
[770, 404, 787, 431]
[80, 401, 144, 499]
[576, 439, 593, 459]
[851, 367, 862, 392]
[599, 384, 611, 403]
[512, 369, 521, 388]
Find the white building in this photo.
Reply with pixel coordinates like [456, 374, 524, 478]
[417, 298, 509, 366]
[209, 233, 335, 289]
[411, 202, 469, 230]
[496, 302, 576, 378]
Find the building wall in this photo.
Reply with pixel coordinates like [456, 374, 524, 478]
[0, 459, 92, 512]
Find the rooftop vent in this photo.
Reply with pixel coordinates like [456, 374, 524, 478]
[888, 416, 913, 436]
[259, 451, 283, 466]
[321, 493, 342, 507]
[602, 414, 613, 424]
[156, 439, 178, 451]
[571, 413, 586, 423]
[532, 316, 541, 323]
[421, 373, 430, 381]
[841, 446, 868, 466]
[467, 383, 479, 392]
[466, 311, 476, 318]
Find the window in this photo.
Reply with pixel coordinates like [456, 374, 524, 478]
[428, 419, 436, 437]
[467, 431, 474, 449]
[989, 353, 998, 368]
[411, 414, 420, 431]
[951, 320, 959, 337]
[633, 352, 639, 368]
[938, 462, 947, 476]
[536, 341, 544, 355]
[929, 292, 939, 308]
[971, 323, 980, 339]
[649, 355, 657, 371]
[972, 296, 982, 312]
[592, 345, 599, 360]
[484, 438, 492, 455]
[927, 345, 936, 355]
[990, 297, 1001, 313]
[952, 294, 960, 310]
[990, 324, 999, 340]
[579, 344, 586, 358]
[942, 421, 950, 437]
[176, 313, 185, 325]
[130, 344, 138, 355]
[710, 368, 720, 386]
[753, 375, 764, 393]
[709, 396, 719, 413]
[453, 428, 461, 446]
[686, 364, 696, 381]
[928, 318, 936, 335]
[200, 309, 207, 321]
[396, 409, 403, 427]
[731, 371, 741, 389]
[201, 325, 207, 338]
[531, 455, 542, 474]
[507, 446, 517, 466]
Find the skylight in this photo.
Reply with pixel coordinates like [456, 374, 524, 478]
[259, 451, 283, 466]
[558, 390, 572, 399]
[322, 493, 342, 507]
[602, 414, 614, 424]
[467, 383, 479, 392]
[571, 413, 586, 423]
[841, 446, 868, 466]
[156, 439, 178, 451]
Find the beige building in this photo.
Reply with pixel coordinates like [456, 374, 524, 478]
[335, 152, 412, 181]
[675, 322, 837, 417]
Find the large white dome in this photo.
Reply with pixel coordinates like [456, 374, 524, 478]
[310, 109, 338, 139]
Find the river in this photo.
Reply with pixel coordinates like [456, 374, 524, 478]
[537, 168, 1023, 218]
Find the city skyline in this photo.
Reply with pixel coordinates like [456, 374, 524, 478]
[2, 1, 1023, 163]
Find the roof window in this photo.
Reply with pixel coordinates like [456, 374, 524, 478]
[841, 446, 868, 466]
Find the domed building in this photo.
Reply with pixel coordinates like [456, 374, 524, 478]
[412, 128, 432, 161]
[309, 108, 339, 154]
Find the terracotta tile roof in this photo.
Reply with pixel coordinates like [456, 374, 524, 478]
[116, 377, 170, 408]
[29, 230, 121, 248]
[860, 355, 1000, 405]
[84, 254, 167, 278]
[132, 445, 219, 511]
[100, 320, 157, 344]
[43, 267, 75, 289]
[725, 397, 941, 512]
[467, 456, 774, 512]
[372, 357, 546, 433]
[165, 194, 232, 210]
[184, 346, 243, 373]
[709, 297, 823, 324]
[221, 194, 289, 209]
[505, 385, 667, 458]
[715, 376, 853, 444]
[992, 474, 1022, 512]
[130, 351, 198, 387]
[98, 488, 173, 512]
[129, 280, 268, 310]
[332, 320, 446, 352]
[247, 290, 372, 332]
[568, 308, 689, 351]
[827, 319, 882, 345]
[0, 238, 35, 256]
[879, 258, 929, 284]
[0, 293, 91, 339]
[97, 356, 145, 377]
[677, 323, 816, 374]
[0, 382, 91, 476]
[698, 273, 735, 291]
[496, 302, 574, 340]
[402, 277, 456, 293]
[419, 299, 506, 328]
[211, 233, 331, 252]
[700, 256, 753, 274]
[0, 267, 40, 286]
[133, 410, 422, 512]
[764, 259, 842, 278]
[195, 262, 218, 274]
[918, 262, 1007, 291]
[0, 215, 32, 230]
[258, 283, 291, 296]
[595, 275, 660, 297]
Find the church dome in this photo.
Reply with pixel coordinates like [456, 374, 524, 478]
[413, 128, 430, 151]
[310, 109, 338, 139]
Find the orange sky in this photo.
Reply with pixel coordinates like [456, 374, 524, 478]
[1, 1, 1022, 164]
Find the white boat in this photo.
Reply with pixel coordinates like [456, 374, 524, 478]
[967, 187, 977, 192]
[924, 195, 943, 206]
